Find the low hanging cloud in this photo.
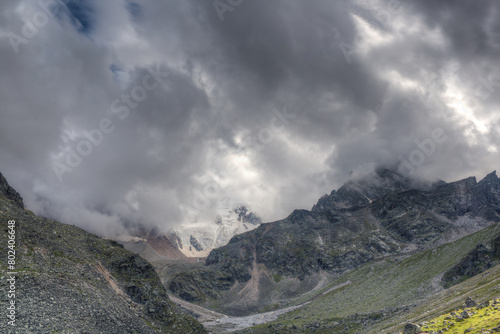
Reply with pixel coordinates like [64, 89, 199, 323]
[0, 0, 499, 238]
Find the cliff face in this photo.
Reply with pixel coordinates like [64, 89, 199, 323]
[0, 173, 205, 333]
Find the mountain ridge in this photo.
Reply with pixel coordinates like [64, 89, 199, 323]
[167, 169, 500, 315]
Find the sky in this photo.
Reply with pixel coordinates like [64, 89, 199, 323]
[0, 0, 499, 238]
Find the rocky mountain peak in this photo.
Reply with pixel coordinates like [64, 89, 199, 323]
[462, 176, 478, 186]
[234, 205, 262, 225]
[0, 172, 24, 208]
[476, 171, 500, 209]
[133, 203, 262, 259]
[479, 170, 498, 185]
[312, 168, 411, 212]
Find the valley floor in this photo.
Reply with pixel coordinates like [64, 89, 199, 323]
[171, 294, 306, 333]
[169, 280, 353, 333]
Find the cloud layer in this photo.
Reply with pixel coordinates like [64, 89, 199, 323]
[0, 0, 499, 237]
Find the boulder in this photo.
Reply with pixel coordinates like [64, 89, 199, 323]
[465, 297, 478, 307]
[478, 300, 490, 309]
[460, 310, 472, 319]
[403, 323, 422, 334]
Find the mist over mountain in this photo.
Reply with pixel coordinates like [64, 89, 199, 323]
[121, 203, 262, 261]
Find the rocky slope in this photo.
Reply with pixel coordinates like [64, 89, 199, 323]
[170, 169, 500, 315]
[0, 172, 205, 333]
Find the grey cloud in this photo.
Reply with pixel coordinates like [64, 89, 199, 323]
[0, 0, 499, 237]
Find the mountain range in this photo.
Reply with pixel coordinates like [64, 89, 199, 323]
[161, 168, 500, 333]
[3, 167, 500, 333]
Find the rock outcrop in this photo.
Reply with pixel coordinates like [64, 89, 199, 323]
[0, 172, 23, 208]
[442, 234, 500, 288]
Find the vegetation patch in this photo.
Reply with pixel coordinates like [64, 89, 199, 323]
[418, 297, 500, 334]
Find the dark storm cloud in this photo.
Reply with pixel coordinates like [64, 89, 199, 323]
[412, 0, 500, 62]
[63, 0, 96, 35]
[0, 0, 499, 237]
